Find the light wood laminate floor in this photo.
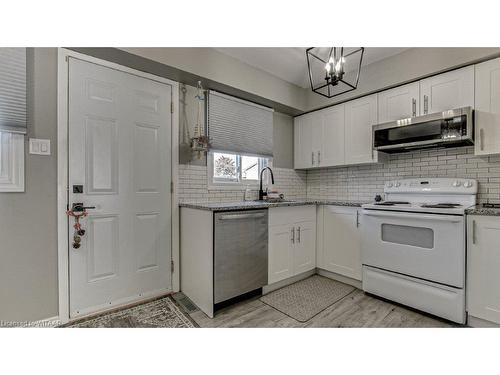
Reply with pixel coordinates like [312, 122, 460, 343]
[186, 289, 457, 328]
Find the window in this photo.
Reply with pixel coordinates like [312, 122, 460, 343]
[209, 151, 271, 188]
[0, 131, 25, 192]
[0, 48, 26, 192]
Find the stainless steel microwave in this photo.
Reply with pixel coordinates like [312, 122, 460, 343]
[373, 107, 474, 153]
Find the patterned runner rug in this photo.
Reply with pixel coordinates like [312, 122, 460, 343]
[67, 296, 196, 328]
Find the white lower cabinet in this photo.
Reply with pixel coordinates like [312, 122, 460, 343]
[268, 224, 294, 283]
[268, 206, 316, 284]
[467, 215, 500, 324]
[293, 220, 316, 275]
[317, 205, 362, 281]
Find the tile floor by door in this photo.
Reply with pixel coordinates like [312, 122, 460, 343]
[186, 288, 455, 328]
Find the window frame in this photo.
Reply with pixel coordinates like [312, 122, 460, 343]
[0, 131, 25, 192]
[207, 150, 272, 190]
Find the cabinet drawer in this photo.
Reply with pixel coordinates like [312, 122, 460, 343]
[323, 205, 359, 215]
[269, 205, 316, 226]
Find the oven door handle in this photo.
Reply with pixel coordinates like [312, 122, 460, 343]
[362, 210, 463, 223]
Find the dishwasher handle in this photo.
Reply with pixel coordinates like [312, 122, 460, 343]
[218, 212, 266, 221]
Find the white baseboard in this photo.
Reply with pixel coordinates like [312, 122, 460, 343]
[467, 315, 500, 328]
[263, 268, 361, 296]
[263, 269, 316, 295]
[317, 268, 362, 289]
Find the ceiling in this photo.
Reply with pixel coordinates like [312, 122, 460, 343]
[215, 47, 409, 89]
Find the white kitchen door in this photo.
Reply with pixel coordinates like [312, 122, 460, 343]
[68, 58, 172, 318]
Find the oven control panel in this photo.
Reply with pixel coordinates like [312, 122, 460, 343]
[384, 178, 477, 194]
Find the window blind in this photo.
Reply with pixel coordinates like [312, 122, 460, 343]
[208, 90, 274, 157]
[0, 48, 27, 134]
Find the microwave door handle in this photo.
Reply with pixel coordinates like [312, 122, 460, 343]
[362, 210, 463, 223]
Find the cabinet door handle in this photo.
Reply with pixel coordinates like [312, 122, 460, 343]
[472, 220, 477, 245]
[356, 211, 360, 228]
[291, 227, 295, 244]
[311, 152, 315, 166]
[297, 226, 301, 243]
[480, 128, 485, 151]
[317, 151, 321, 165]
[412, 98, 417, 117]
[424, 95, 429, 114]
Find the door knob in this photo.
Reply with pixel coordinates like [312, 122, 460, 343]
[71, 203, 96, 212]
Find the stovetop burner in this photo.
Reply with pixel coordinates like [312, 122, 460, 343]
[420, 203, 462, 209]
[374, 201, 410, 206]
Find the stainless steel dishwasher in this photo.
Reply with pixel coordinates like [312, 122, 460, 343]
[214, 209, 268, 304]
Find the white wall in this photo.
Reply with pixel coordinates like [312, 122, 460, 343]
[0, 48, 58, 322]
[121, 48, 307, 112]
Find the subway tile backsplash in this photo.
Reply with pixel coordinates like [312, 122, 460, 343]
[178, 165, 308, 203]
[179, 146, 500, 205]
[307, 146, 500, 204]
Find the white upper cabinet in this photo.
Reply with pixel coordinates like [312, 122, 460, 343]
[294, 113, 313, 169]
[419, 66, 474, 115]
[475, 57, 500, 156]
[377, 82, 419, 123]
[294, 111, 322, 169]
[345, 94, 379, 165]
[294, 106, 344, 169]
[294, 64, 479, 170]
[319, 104, 345, 167]
[311, 112, 322, 167]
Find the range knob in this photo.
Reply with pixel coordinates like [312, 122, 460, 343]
[464, 180, 474, 188]
[387, 182, 394, 188]
[453, 180, 462, 187]
[395, 181, 401, 187]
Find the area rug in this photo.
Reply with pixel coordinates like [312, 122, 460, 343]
[260, 275, 355, 322]
[67, 296, 196, 328]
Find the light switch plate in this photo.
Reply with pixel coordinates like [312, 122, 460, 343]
[29, 138, 51, 155]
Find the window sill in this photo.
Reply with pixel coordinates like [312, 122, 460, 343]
[207, 183, 260, 191]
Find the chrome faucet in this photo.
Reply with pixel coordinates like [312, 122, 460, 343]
[258, 167, 274, 200]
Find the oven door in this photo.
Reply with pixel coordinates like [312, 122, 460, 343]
[361, 209, 465, 288]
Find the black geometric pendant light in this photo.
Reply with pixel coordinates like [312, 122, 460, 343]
[306, 47, 364, 98]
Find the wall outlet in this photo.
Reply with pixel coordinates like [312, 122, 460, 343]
[29, 138, 51, 155]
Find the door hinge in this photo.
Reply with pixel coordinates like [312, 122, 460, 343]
[170, 101, 174, 114]
[171, 260, 175, 273]
[170, 181, 174, 193]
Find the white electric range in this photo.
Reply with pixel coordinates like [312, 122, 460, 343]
[361, 177, 477, 324]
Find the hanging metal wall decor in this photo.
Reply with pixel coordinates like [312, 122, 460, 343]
[191, 81, 210, 159]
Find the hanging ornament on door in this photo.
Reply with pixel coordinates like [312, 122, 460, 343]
[190, 81, 210, 159]
[67, 203, 93, 249]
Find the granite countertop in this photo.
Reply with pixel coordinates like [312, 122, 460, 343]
[465, 205, 500, 216]
[179, 199, 367, 211]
